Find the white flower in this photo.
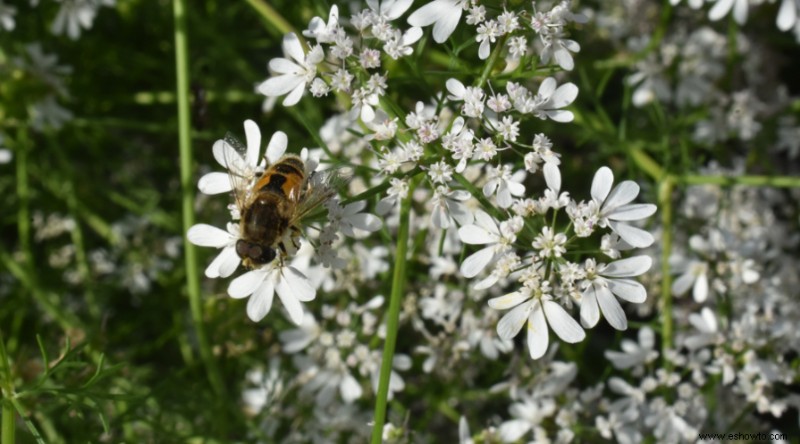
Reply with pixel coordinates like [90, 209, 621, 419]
[540, 35, 580, 71]
[590, 166, 657, 248]
[446, 78, 485, 118]
[430, 187, 474, 229]
[475, 19, 500, 59]
[187, 223, 241, 278]
[483, 164, 526, 209]
[303, 5, 340, 43]
[198, 120, 275, 195]
[328, 200, 383, 239]
[580, 256, 652, 331]
[51, 0, 114, 40]
[604, 326, 659, 370]
[684, 307, 723, 350]
[531, 226, 567, 259]
[228, 261, 316, 324]
[457, 211, 514, 278]
[672, 260, 709, 303]
[497, 394, 557, 442]
[489, 283, 586, 360]
[407, 0, 469, 43]
[531, 77, 578, 122]
[257, 33, 324, 106]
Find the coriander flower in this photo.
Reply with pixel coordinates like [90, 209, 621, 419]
[228, 260, 316, 325]
[483, 164, 526, 209]
[580, 256, 653, 331]
[457, 211, 517, 278]
[187, 223, 241, 278]
[604, 326, 659, 370]
[198, 119, 270, 195]
[407, 0, 470, 43]
[489, 280, 586, 360]
[591, 166, 657, 248]
[258, 32, 324, 106]
[303, 5, 340, 43]
[0, 2, 15, 32]
[531, 77, 578, 122]
[430, 186, 473, 229]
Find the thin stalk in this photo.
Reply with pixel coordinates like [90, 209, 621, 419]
[15, 126, 31, 267]
[658, 177, 674, 368]
[680, 174, 800, 188]
[172, 0, 227, 407]
[370, 183, 414, 444]
[0, 330, 14, 444]
[476, 35, 508, 89]
[244, 0, 298, 37]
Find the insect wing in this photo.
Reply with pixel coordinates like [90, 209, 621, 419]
[289, 167, 350, 226]
[221, 132, 256, 212]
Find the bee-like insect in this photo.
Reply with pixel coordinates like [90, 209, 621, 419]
[223, 133, 343, 269]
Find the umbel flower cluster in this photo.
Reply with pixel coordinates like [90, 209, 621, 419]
[190, 0, 659, 440]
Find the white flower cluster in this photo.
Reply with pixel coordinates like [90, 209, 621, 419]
[188, 120, 380, 325]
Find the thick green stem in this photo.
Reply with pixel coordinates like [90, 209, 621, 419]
[1, 402, 13, 444]
[370, 184, 414, 443]
[172, 0, 227, 406]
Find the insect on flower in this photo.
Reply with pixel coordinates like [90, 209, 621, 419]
[222, 132, 347, 269]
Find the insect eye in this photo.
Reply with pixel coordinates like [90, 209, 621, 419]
[258, 247, 277, 264]
[235, 240, 250, 259]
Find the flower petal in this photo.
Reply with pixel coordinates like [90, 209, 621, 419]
[244, 120, 261, 167]
[283, 82, 306, 106]
[246, 277, 275, 322]
[609, 222, 654, 248]
[459, 246, 495, 278]
[488, 291, 528, 310]
[205, 246, 240, 278]
[603, 181, 640, 214]
[431, 6, 461, 43]
[601, 255, 652, 277]
[609, 203, 657, 221]
[596, 285, 627, 330]
[276, 282, 304, 326]
[228, 268, 268, 299]
[282, 266, 316, 302]
[446, 78, 466, 100]
[496, 300, 532, 340]
[608, 278, 647, 303]
[408, 0, 448, 27]
[580, 285, 600, 328]
[282, 32, 305, 64]
[693, 272, 708, 303]
[198, 172, 232, 195]
[266, 131, 288, 164]
[544, 162, 561, 193]
[591, 167, 613, 203]
[543, 300, 585, 343]
[458, 224, 493, 245]
[527, 302, 549, 359]
[258, 74, 302, 96]
[187, 224, 231, 247]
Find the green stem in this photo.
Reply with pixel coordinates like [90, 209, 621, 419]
[15, 126, 31, 267]
[658, 177, 674, 368]
[370, 183, 414, 444]
[1, 402, 13, 444]
[680, 174, 800, 188]
[0, 330, 14, 444]
[476, 35, 508, 89]
[172, 0, 227, 409]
